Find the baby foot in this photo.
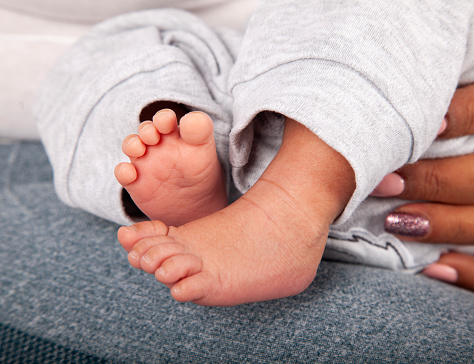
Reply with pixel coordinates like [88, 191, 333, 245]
[117, 181, 328, 306]
[118, 118, 356, 306]
[114, 109, 227, 226]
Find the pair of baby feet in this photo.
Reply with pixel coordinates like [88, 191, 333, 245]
[115, 109, 355, 306]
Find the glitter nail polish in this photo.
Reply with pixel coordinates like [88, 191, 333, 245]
[384, 212, 430, 237]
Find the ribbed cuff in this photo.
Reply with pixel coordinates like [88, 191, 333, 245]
[230, 59, 414, 223]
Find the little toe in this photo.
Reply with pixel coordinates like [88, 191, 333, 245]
[122, 134, 146, 158]
[128, 235, 176, 269]
[179, 111, 214, 146]
[170, 271, 215, 304]
[117, 220, 169, 253]
[114, 162, 137, 187]
[153, 109, 178, 135]
[138, 121, 160, 145]
[155, 254, 203, 284]
[140, 242, 186, 274]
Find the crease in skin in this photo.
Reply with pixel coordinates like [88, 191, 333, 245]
[239, 193, 279, 230]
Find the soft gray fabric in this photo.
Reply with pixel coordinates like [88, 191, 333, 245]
[35, 5, 474, 271]
[1, 142, 473, 363]
[229, 0, 474, 222]
[36, 9, 240, 224]
[0, 0, 256, 141]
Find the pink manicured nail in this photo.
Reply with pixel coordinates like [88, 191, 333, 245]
[371, 173, 405, 197]
[437, 118, 448, 136]
[385, 212, 430, 237]
[423, 263, 458, 284]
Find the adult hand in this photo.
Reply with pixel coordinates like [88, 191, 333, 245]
[372, 84, 474, 291]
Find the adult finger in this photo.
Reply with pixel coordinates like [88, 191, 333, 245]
[372, 84, 474, 200]
[423, 252, 474, 291]
[393, 154, 474, 204]
[384, 203, 474, 245]
[439, 84, 474, 139]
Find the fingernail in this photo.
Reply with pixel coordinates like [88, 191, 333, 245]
[384, 212, 430, 237]
[437, 118, 447, 136]
[423, 263, 458, 284]
[371, 173, 405, 197]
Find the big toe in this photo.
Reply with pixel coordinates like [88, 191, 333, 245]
[117, 220, 169, 252]
[179, 111, 214, 146]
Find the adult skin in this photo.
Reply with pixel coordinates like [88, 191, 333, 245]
[374, 84, 474, 291]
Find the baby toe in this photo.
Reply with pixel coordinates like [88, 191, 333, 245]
[117, 220, 169, 253]
[153, 109, 178, 135]
[155, 254, 203, 284]
[127, 235, 174, 269]
[170, 271, 215, 304]
[114, 162, 137, 187]
[122, 134, 146, 158]
[140, 242, 186, 274]
[138, 121, 161, 145]
[179, 111, 214, 146]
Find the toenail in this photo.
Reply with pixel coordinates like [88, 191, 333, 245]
[154, 109, 174, 120]
[156, 267, 166, 277]
[141, 254, 151, 264]
[127, 136, 138, 145]
[144, 124, 155, 132]
[129, 250, 139, 259]
[123, 225, 138, 233]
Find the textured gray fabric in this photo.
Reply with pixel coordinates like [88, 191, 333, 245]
[35, 9, 240, 226]
[1, 143, 473, 363]
[0, 323, 109, 364]
[229, 0, 474, 222]
[35, 6, 474, 271]
[0, 0, 256, 141]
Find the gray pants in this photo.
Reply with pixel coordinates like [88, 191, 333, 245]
[0, 141, 472, 362]
[35, 9, 474, 273]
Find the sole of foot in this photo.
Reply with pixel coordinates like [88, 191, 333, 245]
[114, 109, 227, 226]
